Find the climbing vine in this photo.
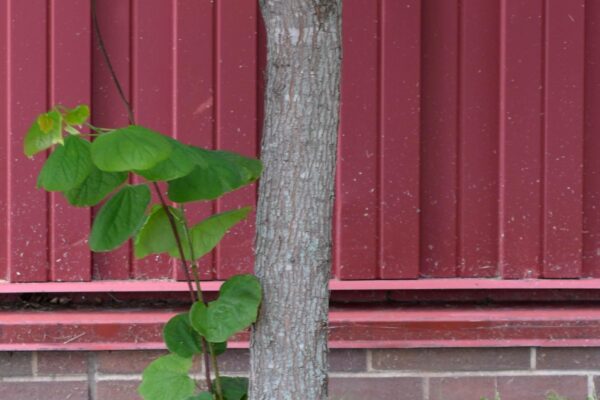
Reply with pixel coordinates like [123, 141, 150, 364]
[23, 2, 262, 399]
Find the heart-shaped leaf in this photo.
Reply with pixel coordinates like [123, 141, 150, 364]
[169, 207, 251, 261]
[24, 110, 64, 157]
[64, 104, 90, 125]
[91, 125, 173, 172]
[138, 354, 195, 400]
[134, 205, 185, 259]
[135, 138, 197, 181]
[190, 274, 261, 343]
[214, 150, 262, 182]
[208, 341, 227, 357]
[163, 313, 202, 358]
[168, 147, 261, 203]
[163, 313, 227, 358]
[89, 184, 151, 251]
[64, 167, 127, 207]
[218, 377, 248, 400]
[37, 135, 93, 191]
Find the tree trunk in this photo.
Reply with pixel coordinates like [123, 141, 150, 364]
[249, 1, 341, 399]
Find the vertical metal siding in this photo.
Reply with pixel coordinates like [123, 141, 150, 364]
[0, 0, 596, 282]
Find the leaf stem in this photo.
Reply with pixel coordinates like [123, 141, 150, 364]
[152, 186, 197, 301]
[85, 123, 113, 133]
[209, 343, 224, 400]
[177, 204, 204, 302]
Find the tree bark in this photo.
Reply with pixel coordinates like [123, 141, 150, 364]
[249, 1, 341, 399]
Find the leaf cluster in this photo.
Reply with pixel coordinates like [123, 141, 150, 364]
[25, 105, 262, 257]
[24, 105, 263, 400]
[142, 274, 260, 400]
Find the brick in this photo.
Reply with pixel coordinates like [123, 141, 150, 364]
[537, 347, 600, 370]
[96, 350, 167, 374]
[497, 376, 587, 400]
[593, 376, 600, 398]
[217, 349, 249, 373]
[329, 377, 423, 400]
[217, 349, 366, 374]
[0, 381, 88, 400]
[0, 352, 31, 377]
[371, 348, 530, 372]
[329, 349, 367, 372]
[97, 379, 210, 400]
[37, 351, 88, 375]
[97, 380, 142, 400]
[430, 377, 496, 400]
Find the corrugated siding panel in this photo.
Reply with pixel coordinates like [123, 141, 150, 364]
[584, 0, 600, 277]
[91, 0, 132, 280]
[335, 0, 380, 280]
[457, 0, 500, 278]
[130, 0, 174, 279]
[5, 0, 51, 282]
[214, 1, 258, 280]
[173, 0, 216, 281]
[0, 0, 597, 283]
[498, 0, 545, 279]
[420, 0, 459, 278]
[542, 0, 585, 278]
[48, 0, 93, 282]
[379, 0, 421, 279]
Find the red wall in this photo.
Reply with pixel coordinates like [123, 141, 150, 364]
[0, 0, 597, 283]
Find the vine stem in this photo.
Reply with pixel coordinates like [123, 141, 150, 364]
[90, 0, 135, 125]
[90, 0, 216, 393]
[180, 205, 224, 400]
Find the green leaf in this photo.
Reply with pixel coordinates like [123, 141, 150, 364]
[24, 110, 64, 157]
[215, 150, 262, 182]
[64, 104, 90, 125]
[135, 139, 197, 181]
[89, 184, 151, 252]
[64, 167, 127, 207]
[190, 274, 261, 343]
[186, 393, 214, 400]
[163, 313, 227, 358]
[138, 354, 195, 400]
[217, 377, 248, 400]
[91, 125, 173, 172]
[163, 313, 202, 358]
[169, 207, 251, 261]
[37, 135, 93, 191]
[168, 147, 261, 203]
[134, 205, 185, 259]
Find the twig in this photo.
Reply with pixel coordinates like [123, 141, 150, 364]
[91, 0, 135, 125]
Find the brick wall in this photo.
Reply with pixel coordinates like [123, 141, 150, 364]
[0, 348, 599, 399]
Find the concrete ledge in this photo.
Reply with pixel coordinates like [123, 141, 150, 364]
[2, 305, 600, 350]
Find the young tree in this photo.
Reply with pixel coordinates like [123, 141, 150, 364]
[250, 1, 342, 399]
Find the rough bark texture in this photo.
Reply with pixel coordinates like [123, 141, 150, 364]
[249, 1, 341, 399]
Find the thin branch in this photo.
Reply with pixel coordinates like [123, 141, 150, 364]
[91, 0, 135, 125]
